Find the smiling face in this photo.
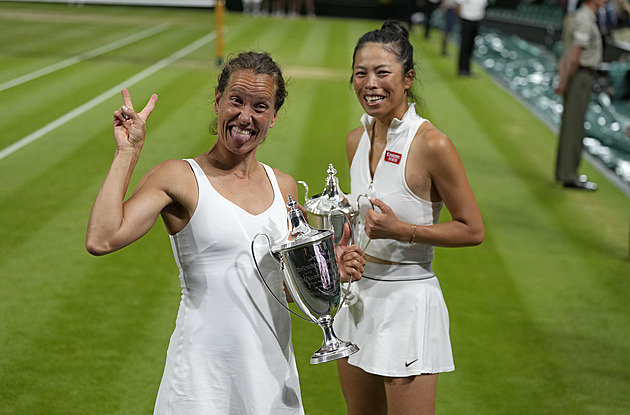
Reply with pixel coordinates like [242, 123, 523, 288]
[214, 69, 278, 155]
[352, 42, 414, 122]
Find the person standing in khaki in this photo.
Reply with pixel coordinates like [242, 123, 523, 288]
[555, 0, 606, 190]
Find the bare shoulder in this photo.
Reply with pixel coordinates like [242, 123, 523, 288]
[272, 167, 298, 198]
[272, 167, 296, 186]
[138, 159, 196, 201]
[346, 125, 365, 165]
[411, 122, 460, 165]
[415, 122, 453, 152]
[346, 125, 364, 146]
[149, 158, 193, 175]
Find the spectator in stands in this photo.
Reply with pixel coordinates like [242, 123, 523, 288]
[597, 0, 616, 56]
[455, 0, 488, 76]
[555, 0, 607, 190]
[423, 0, 443, 39]
[273, 0, 287, 16]
[441, 0, 457, 56]
[288, 0, 315, 18]
[333, 20, 484, 415]
[612, 0, 630, 27]
[260, 0, 271, 15]
[242, 0, 263, 15]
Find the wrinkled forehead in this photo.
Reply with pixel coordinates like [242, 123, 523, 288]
[226, 69, 276, 91]
[223, 70, 277, 97]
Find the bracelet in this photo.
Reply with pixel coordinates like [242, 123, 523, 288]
[409, 224, 417, 247]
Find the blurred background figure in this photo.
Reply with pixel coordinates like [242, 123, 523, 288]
[274, 0, 287, 16]
[423, 0, 442, 39]
[456, 0, 488, 76]
[555, 0, 606, 190]
[441, 0, 457, 56]
[612, 0, 630, 27]
[288, 0, 316, 18]
[598, 0, 616, 56]
[242, 0, 263, 15]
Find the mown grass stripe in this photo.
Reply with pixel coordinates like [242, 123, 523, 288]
[0, 23, 169, 92]
[2, 5, 630, 415]
[0, 31, 217, 161]
[417, 32, 630, 414]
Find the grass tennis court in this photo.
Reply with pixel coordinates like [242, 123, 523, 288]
[1, 2, 629, 414]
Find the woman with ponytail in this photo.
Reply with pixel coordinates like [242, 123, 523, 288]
[333, 20, 484, 414]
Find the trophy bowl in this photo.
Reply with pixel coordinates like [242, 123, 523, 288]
[252, 195, 359, 364]
[298, 163, 373, 251]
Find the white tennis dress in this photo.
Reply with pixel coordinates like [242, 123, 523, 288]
[334, 105, 455, 377]
[154, 159, 304, 414]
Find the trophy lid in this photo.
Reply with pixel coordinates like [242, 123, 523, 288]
[273, 194, 333, 252]
[303, 164, 355, 216]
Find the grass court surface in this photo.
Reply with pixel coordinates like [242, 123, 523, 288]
[1, 2, 629, 414]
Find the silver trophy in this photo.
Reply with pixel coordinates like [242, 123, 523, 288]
[252, 194, 359, 364]
[298, 163, 373, 250]
[298, 164, 374, 306]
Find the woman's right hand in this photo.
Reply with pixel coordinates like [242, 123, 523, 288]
[113, 88, 158, 151]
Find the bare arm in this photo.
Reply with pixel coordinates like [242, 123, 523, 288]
[85, 89, 164, 256]
[363, 127, 484, 248]
[416, 130, 484, 247]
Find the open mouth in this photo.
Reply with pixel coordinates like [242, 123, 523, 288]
[365, 95, 385, 105]
[230, 126, 254, 145]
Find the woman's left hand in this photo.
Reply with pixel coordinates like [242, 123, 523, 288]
[335, 223, 365, 283]
[363, 198, 403, 240]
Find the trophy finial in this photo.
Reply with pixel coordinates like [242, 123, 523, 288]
[324, 163, 340, 198]
[287, 194, 311, 238]
[287, 194, 298, 211]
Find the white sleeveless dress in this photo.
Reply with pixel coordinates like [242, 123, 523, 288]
[154, 159, 304, 414]
[334, 105, 455, 377]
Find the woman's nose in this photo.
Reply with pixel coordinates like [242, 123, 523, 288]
[238, 106, 253, 123]
[365, 73, 378, 88]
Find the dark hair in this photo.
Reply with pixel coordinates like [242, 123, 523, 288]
[216, 51, 288, 111]
[351, 20, 418, 103]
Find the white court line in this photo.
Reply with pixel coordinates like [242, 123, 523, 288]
[0, 23, 170, 93]
[0, 31, 217, 161]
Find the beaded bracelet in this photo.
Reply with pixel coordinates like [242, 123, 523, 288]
[409, 224, 418, 247]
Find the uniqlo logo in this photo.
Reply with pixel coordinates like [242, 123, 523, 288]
[385, 151, 402, 164]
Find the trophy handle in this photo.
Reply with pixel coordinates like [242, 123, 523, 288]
[328, 209, 357, 309]
[356, 193, 374, 251]
[251, 232, 312, 323]
[327, 208, 355, 246]
[297, 180, 309, 202]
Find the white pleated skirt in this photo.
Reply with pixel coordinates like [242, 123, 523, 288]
[333, 262, 455, 377]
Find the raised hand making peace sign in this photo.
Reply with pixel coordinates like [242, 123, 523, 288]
[113, 88, 158, 150]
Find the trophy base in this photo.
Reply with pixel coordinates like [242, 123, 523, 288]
[310, 341, 359, 364]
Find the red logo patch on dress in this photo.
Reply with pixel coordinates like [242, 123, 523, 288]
[385, 151, 402, 164]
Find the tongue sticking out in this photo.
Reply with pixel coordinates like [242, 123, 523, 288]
[231, 126, 252, 146]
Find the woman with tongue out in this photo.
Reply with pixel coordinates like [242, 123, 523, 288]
[332, 21, 484, 415]
[86, 51, 365, 415]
